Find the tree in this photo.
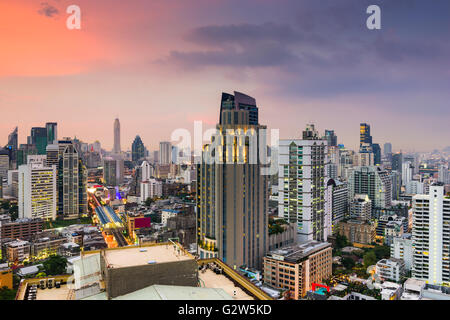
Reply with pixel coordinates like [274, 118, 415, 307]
[373, 245, 390, 260]
[363, 251, 377, 268]
[0, 287, 16, 300]
[335, 234, 348, 249]
[43, 255, 68, 276]
[342, 257, 355, 270]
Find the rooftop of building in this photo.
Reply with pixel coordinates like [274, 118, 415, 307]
[377, 257, 404, 265]
[16, 275, 73, 300]
[266, 241, 331, 263]
[342, 219, 372, 225]
[83, 284, 233, 300]
[101, 243, 194, 268]
[198, 268, 253, 300]
[7, 239, 30, 247]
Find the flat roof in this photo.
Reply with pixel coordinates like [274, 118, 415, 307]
[199, 269, 253, 300]
[266, 241, 331, 263]
[103, 244, 193, 268]
[31, 284, 72, 300]
[114, 284, 232, 300]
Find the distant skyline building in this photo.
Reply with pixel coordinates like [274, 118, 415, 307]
[5, 126, 18, 168]
[392, 153, 403, 175]
[438, 164, 450, 184]
[131, 135, 145, 163]
[30, 127, 47, 155]
[159, 141, 171, 165]
[113, 118, 121, 154]
[402, 162, 413, 186]
[348, 166, 392, 213]
[45, 122, 57, 145]
[0, 150, 9, 180]
[360, 123, 372, 145]
[103, 157, 124, 187]
[324, 130, 337, 147]
[140, 161, 154, 182]
[384, 143, 392, 156]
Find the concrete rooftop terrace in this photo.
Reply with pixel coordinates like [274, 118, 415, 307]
[199, 269, 254, 300]
[103, 244, 194, 268]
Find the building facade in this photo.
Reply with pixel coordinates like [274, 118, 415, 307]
[412, 184, 450, 285]
[278, 130, 329, 242]
[197, 91, 269, 269]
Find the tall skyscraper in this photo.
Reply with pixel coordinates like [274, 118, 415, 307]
[392, 153, 403, 174]
[57, 140, 87, 220]
[324, 130, 337, 147]
[5, 127, 18, 168]
[384, 143, 392, 156]
[45, 143, 59, 167]
[360, 123, 372, 145]
[348, 166, 392, 213]
[17, 144, 37, 166]
[131, 135, 145, 163]
[103, 157, 124, 187]
[278, 124, 330, 242]
[159, 141, 171, 165]
[30, 127, 48, 155]
[412, 184, 450, 285]
[18, 155, 57, 221]
[402, 161, 413, 186]
[45, 122, 58, 144]
[197, 91, 268, 269]
[113, 118, 121, 154]
[219, 91, 259, 125]
[0, 150, 9, 180]
[372, 143, 381, 165]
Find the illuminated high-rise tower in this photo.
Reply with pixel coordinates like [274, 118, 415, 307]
[197, 91, 269, 269]
[113, 118, 121, 154]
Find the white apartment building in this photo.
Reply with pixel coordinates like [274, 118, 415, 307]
[405, 180, 424, 195]
[438, 164, 450, 184]
[412, 184, 450, 285]
[140, 178, 163, 203]
[350, 194, 372, 221]
[376, 258, 405, 282]
[140, 160, 154, 181]
[391, 234, 413, 271]
[402, 162, 413, 186]
[278, 138, 329, 242]
[18, 157, 57, 221]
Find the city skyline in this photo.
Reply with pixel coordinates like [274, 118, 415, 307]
[1, 0, 450, 152]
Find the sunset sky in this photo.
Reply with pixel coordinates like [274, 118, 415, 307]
[1, 0, 449, 152]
